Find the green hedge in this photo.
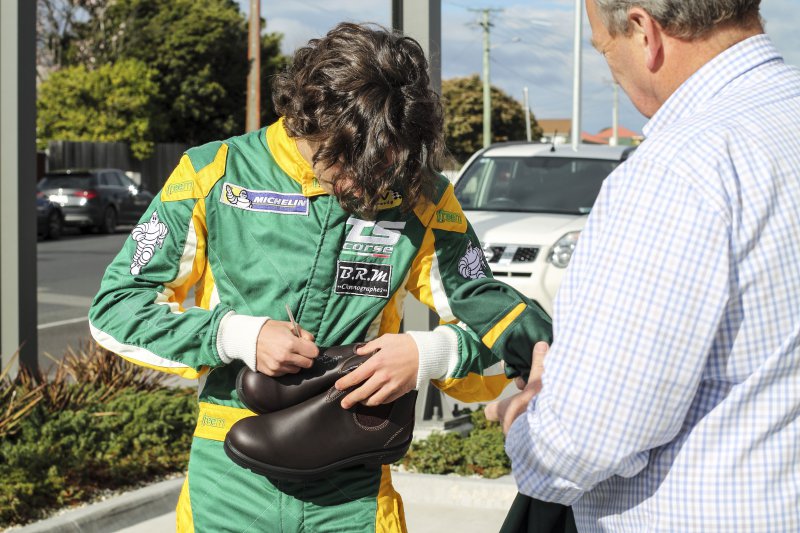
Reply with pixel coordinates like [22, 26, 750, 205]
[401, 408, 511, 479]
[0, 387, 196, 527]
[0, 342, 198, 528]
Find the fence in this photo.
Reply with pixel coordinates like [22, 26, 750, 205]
[46, 141, 189, 194]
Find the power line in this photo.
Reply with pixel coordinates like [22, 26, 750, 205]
[489, 56, 539, 91]
[442, 0, 475, 9]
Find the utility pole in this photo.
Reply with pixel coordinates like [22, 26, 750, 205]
[523, 86, 532, 142]
[1, 0, 38, 376]
[394, 0, 442, 94]
[245, 0, 261, 132]
[571, 0, 582, 151]
[392, 0, 444, 425]
[470, 8, 502, 148]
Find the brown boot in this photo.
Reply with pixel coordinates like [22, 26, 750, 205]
[224, 390, 417, 480]
[236, 343, 370, 414]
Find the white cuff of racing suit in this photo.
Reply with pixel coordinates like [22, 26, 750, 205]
[216, 311, 270, 371]
[406, 326, 459, 391]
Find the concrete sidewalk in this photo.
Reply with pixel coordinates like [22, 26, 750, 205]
[14, 472, 518, 532]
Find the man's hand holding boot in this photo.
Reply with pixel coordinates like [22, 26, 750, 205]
[485, 341, 548, 434]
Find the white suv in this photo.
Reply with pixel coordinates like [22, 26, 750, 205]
[454, 142, 636, 316]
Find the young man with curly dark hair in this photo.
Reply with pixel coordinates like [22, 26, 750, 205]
[89, 22, 551, 532]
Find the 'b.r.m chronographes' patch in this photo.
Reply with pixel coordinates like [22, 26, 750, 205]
[335, 260, 392, 298]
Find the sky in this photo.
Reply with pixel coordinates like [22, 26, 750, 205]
[238, 0, 799, 136]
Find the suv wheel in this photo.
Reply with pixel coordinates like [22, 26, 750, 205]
[100, 207, 117, 234]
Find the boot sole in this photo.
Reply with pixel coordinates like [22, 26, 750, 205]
[223, 434, 412, 481]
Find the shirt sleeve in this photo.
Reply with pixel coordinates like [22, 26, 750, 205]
[88, 145, 254, 379]
[506, 157, 731, 505]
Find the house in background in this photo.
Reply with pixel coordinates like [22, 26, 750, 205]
[537, 118, 643, 146]
[537, 119, 572, 145]
[582, 125, 643, 146]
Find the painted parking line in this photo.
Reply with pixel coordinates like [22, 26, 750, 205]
[37, 292, 94, 308]
[38, 316, 90, 330]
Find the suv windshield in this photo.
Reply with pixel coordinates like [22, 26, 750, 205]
[455, 156, 620, 214]
[40, 175, 93, 189]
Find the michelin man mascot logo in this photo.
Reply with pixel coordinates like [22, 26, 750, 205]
[458, 240, 488, 279]
[225, 184, 252, 209]
[130, 211, 169, 275]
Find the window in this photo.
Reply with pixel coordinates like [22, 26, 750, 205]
[40, 175, 93, 189]
[103, 172, 123, 187]
[118, 173, 136, 188]
[454, 156, 620, 214]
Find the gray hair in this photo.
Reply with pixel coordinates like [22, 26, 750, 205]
[593, 0, 761, 39]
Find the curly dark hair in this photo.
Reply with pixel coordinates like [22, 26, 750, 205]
[272, 22, 445, 215]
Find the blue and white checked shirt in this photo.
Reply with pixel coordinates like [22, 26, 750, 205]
[506, 34, 800, 532]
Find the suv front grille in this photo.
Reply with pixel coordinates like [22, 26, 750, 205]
[485, 246, 506, 263]
[482, 244, 539, 264]
[513, 247, 538, 263]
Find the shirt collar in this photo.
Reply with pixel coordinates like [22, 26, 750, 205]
[644, 34, 782, 137]
[265, 117, 327, 198]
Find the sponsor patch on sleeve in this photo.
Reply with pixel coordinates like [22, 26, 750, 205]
[130, 210, 169, 275]
[335, 260, 392, 298]
[220, 182, 309, 215]
[429, 186, 468, 232]
[458, 240, 488, 280]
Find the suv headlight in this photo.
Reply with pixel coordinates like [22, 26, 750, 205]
[547, 231, 581, 268]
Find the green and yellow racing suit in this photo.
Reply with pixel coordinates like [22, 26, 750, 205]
[88, 118, 550, 532]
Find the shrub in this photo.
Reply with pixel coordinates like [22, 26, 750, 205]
[461, 428, 510, 478]
[0, 341, 195, 528]
[401, 407, 511, 479]
[402, 431, 465, 475]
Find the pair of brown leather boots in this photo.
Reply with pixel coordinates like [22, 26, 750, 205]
[223, 343, 418, 480]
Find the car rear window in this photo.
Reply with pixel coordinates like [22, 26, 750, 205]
[454, 156, 620, 214]
[39, 175, 94, 189]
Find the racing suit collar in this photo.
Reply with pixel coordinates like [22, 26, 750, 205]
[266, 118, 327, 198]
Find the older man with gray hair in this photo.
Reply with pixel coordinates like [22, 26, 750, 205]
[489, 0, 800, 531]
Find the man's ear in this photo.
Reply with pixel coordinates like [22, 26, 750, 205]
[628, 7, 663, 71]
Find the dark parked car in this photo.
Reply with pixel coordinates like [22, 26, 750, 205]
[37, 169, 154, 234]
[36, 189, 64, 240]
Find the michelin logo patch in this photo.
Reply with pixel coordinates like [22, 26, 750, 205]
[221, 182, 309, 215]
[458, 240, 488, 280]
[130, 211, 169, 275]
[335, 260, 392, 298]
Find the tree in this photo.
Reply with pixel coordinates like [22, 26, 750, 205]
[68, 0, 250, 144]
[442, 75, 542, 164]
[36, 0, 83, 81]
[38, 0, 289, 145]
[37, 59, 160, 159]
